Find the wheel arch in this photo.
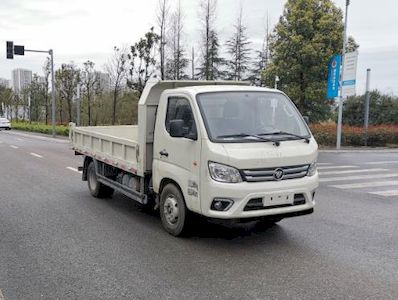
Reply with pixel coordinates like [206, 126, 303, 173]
[159, 178, 184, 197]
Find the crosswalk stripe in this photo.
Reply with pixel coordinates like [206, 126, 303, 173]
[320, 173, 398, 182]
[330, 181, 398, 189]
[369, 190, 398, 197]
[318, 165, 359, 170]
[364, 161, 398, 165]
[319, 168, 387, 176]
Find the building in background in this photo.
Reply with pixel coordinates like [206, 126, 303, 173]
[0, 78, 11, 88]
[12, 68, 32, 94]
[96, 72, 111, 92]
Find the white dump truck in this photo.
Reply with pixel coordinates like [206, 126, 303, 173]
[70, 80, 319, 236]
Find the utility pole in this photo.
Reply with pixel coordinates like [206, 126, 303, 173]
[336, 0, 350, 149]
[364, 68, 371, 146]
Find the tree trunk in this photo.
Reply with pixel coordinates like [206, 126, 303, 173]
[112, 89, 117, 125]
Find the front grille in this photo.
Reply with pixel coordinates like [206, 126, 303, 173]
[241, 164, 309, 182]
[244, 194, 306, 211]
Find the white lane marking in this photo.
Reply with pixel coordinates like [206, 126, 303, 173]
[66, 166, 82, 173]
[318, 165, 359, 170]
[0, 288, 4, 300]
[320, 173, 398, 182]
[30, 152, 43, 158]
[10, 145, 19, 149]
[369, 190, 398, 197]
[330, 181, 398, 189]
[317, 163, 332, 166]
[17, 138, 23, 141]
[364, 161, 398, 165]
[319, 168, 387, 176]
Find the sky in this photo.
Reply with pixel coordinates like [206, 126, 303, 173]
[0, 0, 397, 95]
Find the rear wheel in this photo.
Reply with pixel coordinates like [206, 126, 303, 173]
[159, 183, 189, 237]
[87, 161, 114, 198]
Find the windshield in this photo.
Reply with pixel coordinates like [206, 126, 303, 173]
[196, 91, 310, 142]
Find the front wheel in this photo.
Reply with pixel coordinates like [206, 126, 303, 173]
[159, 183, 189, 237]
[87, 161, 114, 198]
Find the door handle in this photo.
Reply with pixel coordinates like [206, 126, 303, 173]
[159, 149, 169, 157]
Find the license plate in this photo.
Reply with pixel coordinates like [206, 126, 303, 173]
[263, 193, 294, 206]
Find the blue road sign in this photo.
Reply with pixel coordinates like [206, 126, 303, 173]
[327, 54, 341, 99]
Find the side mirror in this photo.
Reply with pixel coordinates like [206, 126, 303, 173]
[169, 119, 185, 138]
[303, 116, 309, 124]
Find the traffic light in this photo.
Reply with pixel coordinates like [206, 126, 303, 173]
[14, 45, 25, 56]
[6, 41, 13, 59]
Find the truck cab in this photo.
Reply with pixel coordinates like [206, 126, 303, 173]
[71, 80, 318, 236]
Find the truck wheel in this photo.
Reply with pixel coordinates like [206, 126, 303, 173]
[160, 183, 189, 237]
[87, 161, 114, 198]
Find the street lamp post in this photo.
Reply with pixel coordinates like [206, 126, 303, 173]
[336, 0, 350, 149]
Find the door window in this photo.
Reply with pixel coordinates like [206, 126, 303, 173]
[165, 97, 196, 136]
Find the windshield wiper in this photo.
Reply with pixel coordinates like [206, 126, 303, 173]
[216, 133, 280, 146]
[258, 131, 310, 143]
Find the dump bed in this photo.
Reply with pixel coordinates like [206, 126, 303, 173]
[71, 79, 250, 177]
[70, 124, 141, 175]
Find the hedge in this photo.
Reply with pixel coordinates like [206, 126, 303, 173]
[310, 123, 398, 147]
[9, 121, 398, 147]
[11, 121, 69, 136]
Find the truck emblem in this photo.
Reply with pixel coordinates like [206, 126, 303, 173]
[273, 168, 284, 181]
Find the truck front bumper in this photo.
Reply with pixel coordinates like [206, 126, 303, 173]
[200, 173, 319, 219]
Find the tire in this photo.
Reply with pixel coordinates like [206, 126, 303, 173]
[159, 183, 189, 237]
[87, 161, 114, 198]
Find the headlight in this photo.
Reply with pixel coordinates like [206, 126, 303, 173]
[208, 162, 242, 183]
[307, 161, 317, 177]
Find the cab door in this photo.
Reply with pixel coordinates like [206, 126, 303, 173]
[153, 94, 202, 213]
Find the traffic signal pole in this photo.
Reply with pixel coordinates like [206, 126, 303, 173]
[6, 43, 57, 137]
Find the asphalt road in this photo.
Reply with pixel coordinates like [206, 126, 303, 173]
[0, 130, 397, 300]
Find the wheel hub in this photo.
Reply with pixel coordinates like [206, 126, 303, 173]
[163, 195, 179, 225]
[88, 168, 97, 191]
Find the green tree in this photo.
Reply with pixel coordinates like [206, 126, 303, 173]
[106, 47, 128, 125]
[197, 0, 225, 80]
[81, 60, 99, 125]
[42, 58, 51, 124]
[55, 63, 80, 123]
[225, 8, 251, 80]
[262, 0, 357, 122]
[127, 27, 160, 94]
[344, 90, 398, 126]
[165, 0, 189, 80]
[28, 74, 47, 122]
[0, 86, 14, 119]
